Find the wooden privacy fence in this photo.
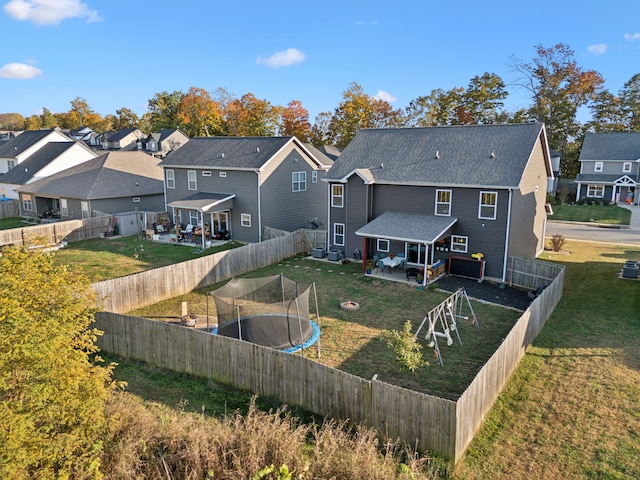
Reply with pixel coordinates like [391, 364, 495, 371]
[92, 231, 304, 313]
[263, 226, 327, 254]
[0, 215, 113, 248]
[93, 312, 458, 458]
[0, 199, 20, 218]
[91, 228, 564, 461]
[506, 255, 563, 290]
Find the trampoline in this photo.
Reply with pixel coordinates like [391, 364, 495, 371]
[208, 274, 321, 354]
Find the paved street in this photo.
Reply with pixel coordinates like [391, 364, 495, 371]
[546, 204, 640, 245]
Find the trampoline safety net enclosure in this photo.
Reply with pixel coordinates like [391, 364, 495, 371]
[209, 274, 319, 352]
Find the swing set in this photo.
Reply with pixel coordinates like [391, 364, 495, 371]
[414, 288, 479, 366]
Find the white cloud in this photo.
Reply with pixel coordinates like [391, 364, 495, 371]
[624, 32, 640, 41]
[0, 62, 42, 79]
[587, 43, 607, 55]
[356, 20, 379, 26]
[4, 0, 101, 25]
[373, 90, 396, 103]
[256, 48, 306, 68]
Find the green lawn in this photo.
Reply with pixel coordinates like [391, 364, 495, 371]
[0, 217, 25, 230]
[551, 203, 631, 224]
[52, 235, 243, 283]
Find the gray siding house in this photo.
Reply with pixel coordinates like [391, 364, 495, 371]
[575, 132, 640, 205]
[16, 151, 165, 221]
[323, 123, 552, 283]
[139, 129, 190, 158]
[159, 136, 333, 243]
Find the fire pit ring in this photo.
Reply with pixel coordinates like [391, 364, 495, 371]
[340, 301, 360, 311]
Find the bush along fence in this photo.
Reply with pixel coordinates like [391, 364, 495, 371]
[91, 230, 565, 461]
[0, 215, 113, 248]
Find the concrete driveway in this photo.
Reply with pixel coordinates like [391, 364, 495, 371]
[546, 204, 640, 245]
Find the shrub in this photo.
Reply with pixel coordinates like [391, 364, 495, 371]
[550, 234, 566, 252]
[382, 321, 426, 372]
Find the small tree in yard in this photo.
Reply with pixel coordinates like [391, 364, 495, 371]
[550, 234, 566, 252]
[382, 321, 427, 372]
[0, 246, 118, 478]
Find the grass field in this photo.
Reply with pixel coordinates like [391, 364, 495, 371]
[551, 203, 631, 224]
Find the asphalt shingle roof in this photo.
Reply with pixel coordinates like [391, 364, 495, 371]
[159, 136, 295, 169]
[579, 132, 640, 161]
[0, 128, 64, 158]
[16, 151, 164, 199]
[0, 142, 76, 184]
[324, 123, 546, 188]
[355, 211, 458, 244]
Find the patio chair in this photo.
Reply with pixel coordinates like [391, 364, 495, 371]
[377, 259, 388, 275]
[406, 267, 420, 281]
[184, 224, 194, 242]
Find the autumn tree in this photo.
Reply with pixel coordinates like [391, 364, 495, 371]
[325, 82, 405, 149]
[0, 246, 118, 478]
[0, 113, 24, 130]
[509, 43, 605, 165]
[113, 107, 141, 130]
[176, 87, 223, 137]
[279, 100, 311, 141]
[406, 87, 464, 127]
[146, 90, 184, 131]
[310, 111, 332, 146]
[39, 107, 58, 128]
[222, 92, 280, 136]
[619, 73, 640, 130]
[588, 90, 627, 132]
[462, 72, 509, 124]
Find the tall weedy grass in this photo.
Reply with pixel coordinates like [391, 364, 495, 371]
[101, 391, 446, 479]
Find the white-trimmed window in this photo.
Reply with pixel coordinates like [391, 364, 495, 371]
[333, 223, 345, 246]
[292, 172, 307, 192]
[7, 159, 15, 170]
[81, 201, 89, 219]
[594, 162, 603, 172]
[312, 171, 318, 183]
[219, 171, 227, 178]
[478, 191, 497, 220]
[187, 170, 197, 190]
[451, 235, 468, 253]
[331, 184, 344, 207]
[241, 213, 251, 227]
[435, 189, 452, 216]
[22, 194, 33, 211]
[377, 238, 389, 252]
[60, 198, 68, 217]
[147, 141, 158, 151]
[189, 211, 198, 226]
[623, 162, 632, 173]
[587, 184, 604, 197]
[202, 171, 212, 176]
[132, 197, 140, 203]
[166, 169, 175, 189]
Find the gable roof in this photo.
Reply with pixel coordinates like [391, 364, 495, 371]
[16, 151, 163, 199]
[324, 123, 549, 189]
[107, 127, 142, 142]
[579, 132, 640, 161]
[159, 136, 299, 169]
[0, 128, 68, 159]
[0, 142, 77, 184]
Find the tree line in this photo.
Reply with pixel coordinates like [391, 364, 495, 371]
[1, 43, 639, 178]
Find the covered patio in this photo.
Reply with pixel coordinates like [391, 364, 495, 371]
[167, 192, 235, 250]
[355, 211, 457, 287]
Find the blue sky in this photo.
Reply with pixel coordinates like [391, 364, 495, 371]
[2, 0, 640, 124]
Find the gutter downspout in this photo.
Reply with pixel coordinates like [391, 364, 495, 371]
[256, 170, 262, 241]
[501, 189, 513, 284]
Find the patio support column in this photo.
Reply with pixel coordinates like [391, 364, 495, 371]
[361, 237, 368, 274]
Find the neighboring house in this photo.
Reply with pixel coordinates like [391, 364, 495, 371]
[101, 127, 146, 150]
[138, 129, 190, 158]
[575, 132, 640, 205]
[15, 151, 165, 220]
[0, 141, 96, 203]
[159, 136, 333, 243]
[323, 123, 553, 283]
[66, 126, 96, 142]
[0, 128, 75, 199]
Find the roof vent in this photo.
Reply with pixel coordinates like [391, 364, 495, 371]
[435, 150, 440, 159]
[221, 152, 225, 158]
[256, 146, 260, 153]
[490, 152, 496, 158]
[380, 162, 384, 169]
